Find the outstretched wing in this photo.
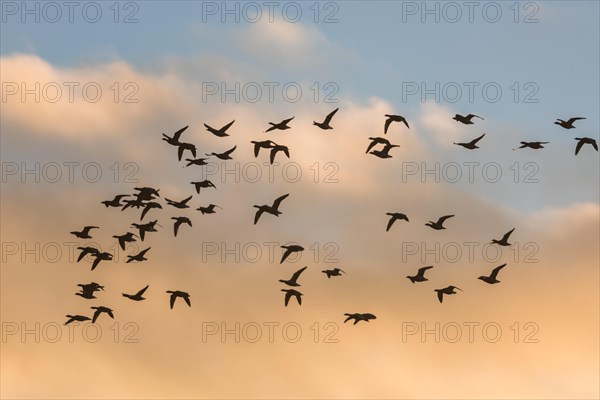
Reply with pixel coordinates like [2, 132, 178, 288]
[501, 228, 515, 242]
[575, 140, 585, 155]
[169, 294, 176, 309]
[280, 248, 292, 264]
[323, 108, 338, 125]
[281, 117, 294, 125]
[386, 215, 396, 232]
[172, 125, 188, 142]
[284, 291, 291, 307]
[271, 193, 289, 211]
[221, 120, 235, 132]
[254, 208, 264, 225]
[223, 145, 237, 157]
[437, 291, 444, 303]
[290, 266, 308, 282]
[183, 295, 191, 307]
[438, 215, 455, 224]
[174, 220, 181, 237]
[567, 117, 586, 124]
[384, 116, 393, 134]
[490, 263, 507, 280]
[471, 133, 485, 144]
[417, 266, 433, 276]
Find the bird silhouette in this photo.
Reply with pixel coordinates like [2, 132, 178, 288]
[197, 204, 221, 215]
[140, 201, 162, 221]
[407, 266, 433, 283]
[454, 133, 485, 149]
[270, 144, 290, 165]
[386, 212, 409, 231]
[453, 114, 483, 125]
[123, 285, 149, 301]
[101, 194, 129, 208]
[131, 220, 161, 241]
[314, 108, 339, 130]
[165, 195, 193, 209]
[575, 137, 598, 155]
[279, 266, 308, 287]
[185, 157, 210, 167]
[425, 215, 454, 230]
[91, 306, 114, 323]
[280, 244, 304, 264]
[344, 313, 376, 325]
[64, 315, 91, 325]
[251, 140, 276, 157]
[162, 125, 188, 146]
[434, 286, 462, 303]
[322, 268, 345, 278]
[76, 246, 99, 262]
[177, 142, 197, 161]
[384, 114, 410, 133]
[191, 180, 216, 194]
[134, 187, 160, 199]
[207, 145, 236, 160]
[166, 290, 191, 309]
[513, 141, 548, 150]
[478, 263, 507, 284]
[265, 117, 294, 132]
[70, 226, 98, 239]
[112, 232, 137, 251]
[254, 194, 289, 224]
[370, 143, 399, 159]
[75, 285, 99, 299]
[171, 217, 192, 237]
[365, 137, 391, 153]
[491, 228, 515, 246]
[91, 251, 113, 271]
[126, 247, 151, 263]
[281, 289, 302, 306]
[555, 117, 585, 129]
[204, 120, 235, 137]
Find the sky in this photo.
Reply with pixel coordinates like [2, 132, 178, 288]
[1, 1, 599, 399]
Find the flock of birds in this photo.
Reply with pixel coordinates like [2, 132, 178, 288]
[65, 109, 597, 326]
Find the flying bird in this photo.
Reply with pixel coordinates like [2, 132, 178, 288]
[453, 114, 483, 125]
[434, 286, 462, 303]
[280, 244, 304, 264]
[322, 268, 345, 278]
[171, 217, 192, 237]
[254, 193, 289, 224]
[131, 220, 161, 241]
[91, 251, 113, 271]
[134, 187, 160, 200]
[555, 117, 585, 129]
[126, 247, 151, 263]
[75, 285, 99, 299]
[281, 289, 303, 306]
[166, 290, 191, 309]
[70, 226, 98, 239]
[91, 306, 114, 323]
[265, 117, 294, 133]
[279, 266, 308, 287]
[64, 315, 91, 325]
[314, 108, 339, 130]
[162, 125, 189, 146]
[575, 137, 598, 155]
[122, 285, 149, 301]
[207, 145, 236, 160]
[478, 263, 507, 284]
[384, 114, 409, 133]
[370, 143, 399, 159]
[365, 137, 392, 154]
[251, 140, 276, 157]
[406, 266, 433, 283]
[140, 201, 162, 220]
[112, 232, 137, 251]
[204, 120, 235, 137]
[165, 195, 193, 209]
[386, 212, 409, 231]
[101, 194, 129, 208]
[76, 246, 99, 262]
[513, 141, 548, 150]
[425, 215, 454, 230]
[185, 157, 210, 167]
[270, 144, 290, 165]
[177, 142, 197, 161]
[491, 228, 515, 246]
[191, 180, 216, 194]
[344, 313, 376, 325]
[197, 204, 221, 214]
[454, 133, 485, 149]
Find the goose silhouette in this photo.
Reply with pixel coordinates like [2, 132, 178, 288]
[162, 125, 188, 146]
[126, 247, 150, 263]
[265, 117, 294, 133]
[454, 133, 485, 149]
[386, 212, 409, 231]
[101, 194, 129, 208]
[314, 108, 339, 130]
[171, 217, 192, 237]
[453, 113, 483, 125]
[251, 140, 276, 157]
[91, 306, 114, 323]
[279, 266, 307, 287]
[254, 194, 289, 224]
[281, 289, 302, 306]
[123, 285, 149, 301]
[491, 228, 515, 246]
[344, 313, 376, 325]
[280, 244, 304, 264]
[575, 137, 598, 155]
[555, 117, 585, 129]
[204, 120, 234, 137]
[207, 145, 236, 160]
[384, 114, 410, 133]
[112, 232, 137, 251]
[166, 290, 191, 309]
[434, 286, 462, 303]
[407, 266, 433, 283]
[425, 215, 454, 230]
[70, 226, 98, 239]
[165, 195, 192, 209]
[478, 263, 506, 284]
[322, 268, 345, 278]
[64, 315, 91, 325]
[191, 180, 216, 194]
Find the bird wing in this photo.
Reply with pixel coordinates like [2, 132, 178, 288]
[173, 220, 181, 237]
[438, 215, 455, 224]
[253, 142, 260, 157]
[437, 291, 444, 303]
[567, 117, 586, 124]
[468, 114, 484, 120]
[91, 256, 101, 271]
[323, 108, 338, 125]
[575, 140, 585, 155]
[402, 117, 410, 129]
[297, 293, 302, 306]
[592, 140, 599, 151]
[138, 247, 151, 257]
[280, 248, 292, 264]
[417, 266, 433, 276]
[472, 133, 485, 144]
[254, 208, 264, 225]
[282, 117, 294, 125]
[134, 285, 148, 297]
[183, 295, 191, 307]
[223, 145, 237, 156]
[501, 228, 515, 242]
[265, 125, 276, 133]
[271, 193, 289, 210]
[203, 123, 216, 133]
[172, 125, 188, 141]
[490, 263, 507, 279]
[222, 120, 235, 132]
[386, 216, 396, 232]
[139, 229, 146, 241]
[384, 117, 393, 134]
[290, 266, 308, 282]
[182, 195, 193, 205]
[270, 148, 278, 164]
[92, 309, 100, 323]
[365, 140, 379, 154]
[169, 293, 176, 309]
[140, 205, 151, 221]
[284, 291, 291, 307]
[177, 145, 184, 161]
